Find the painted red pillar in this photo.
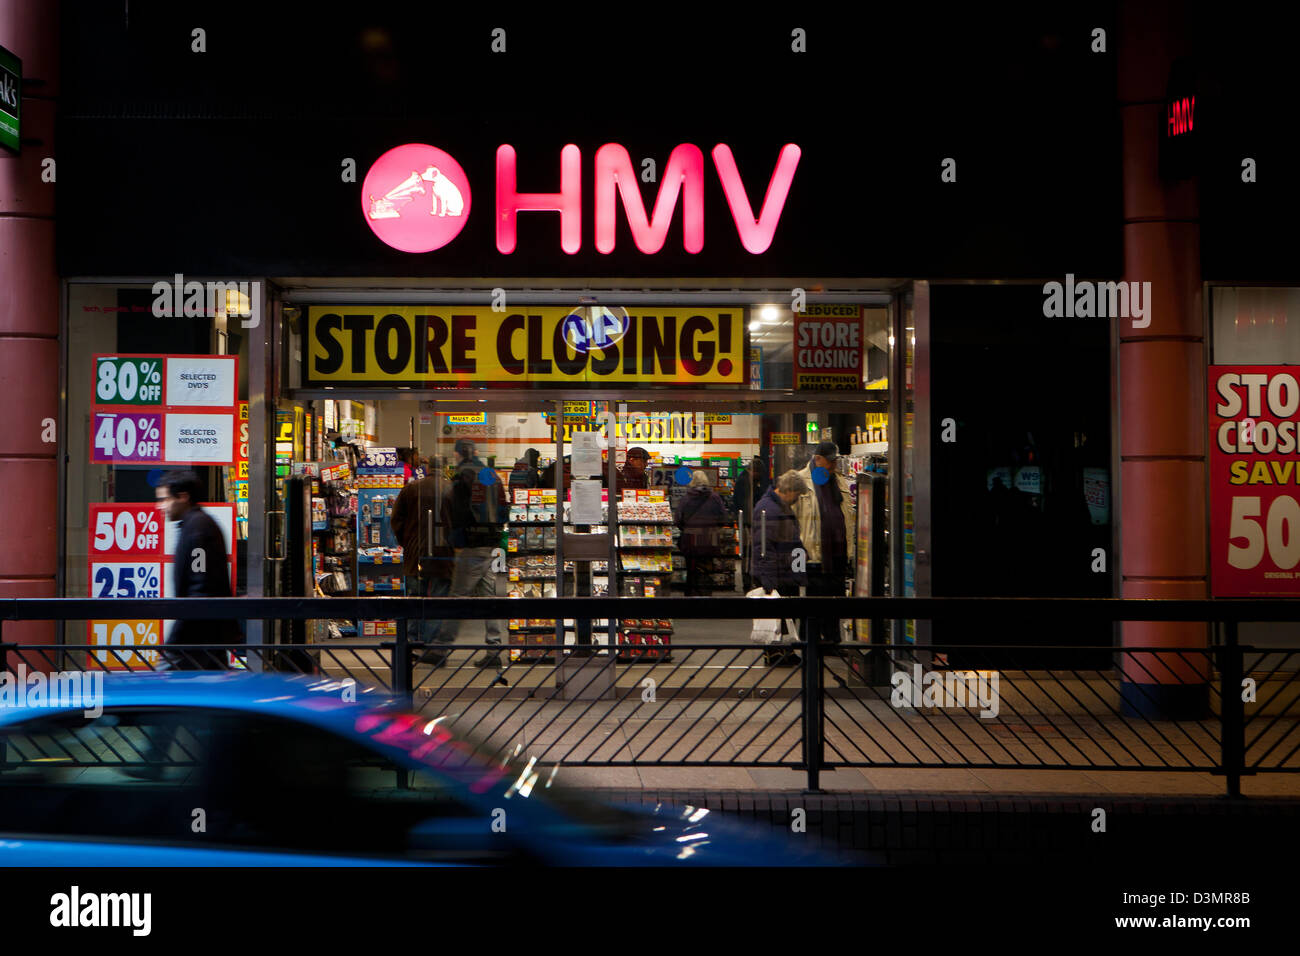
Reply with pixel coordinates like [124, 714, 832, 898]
[1117, 1, 1208, 717]
[0, 1, 59, 667]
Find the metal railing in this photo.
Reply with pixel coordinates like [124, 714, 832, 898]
[2, 596, 1299, 795]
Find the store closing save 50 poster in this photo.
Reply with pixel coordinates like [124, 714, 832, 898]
[1210, 365, 1300, 596]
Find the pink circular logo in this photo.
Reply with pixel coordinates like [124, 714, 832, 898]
[362, 144, 472, 253]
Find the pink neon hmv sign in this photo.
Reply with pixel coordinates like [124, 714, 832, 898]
[361, 142, 801, 255]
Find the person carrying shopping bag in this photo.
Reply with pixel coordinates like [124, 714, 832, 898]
[748, 470, 809, 666]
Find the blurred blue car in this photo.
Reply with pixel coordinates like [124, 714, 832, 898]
[0, 672, 842, 866]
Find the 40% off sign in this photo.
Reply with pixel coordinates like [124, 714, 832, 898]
[92, 412, 163, 464]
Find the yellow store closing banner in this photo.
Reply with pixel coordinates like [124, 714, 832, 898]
[305, 307, 745, 386]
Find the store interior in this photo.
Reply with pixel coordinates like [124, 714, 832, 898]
[275, 395, 892, 657]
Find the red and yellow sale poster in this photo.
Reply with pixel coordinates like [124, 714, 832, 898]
[794, 304, 863, 390]
[1210, 365, 1300, 596]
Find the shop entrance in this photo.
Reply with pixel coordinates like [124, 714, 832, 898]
[264, 292, 903, 675]
[264, 389, 891, 661]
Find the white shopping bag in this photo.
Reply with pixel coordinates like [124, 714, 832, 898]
[747, 586, 784, 644]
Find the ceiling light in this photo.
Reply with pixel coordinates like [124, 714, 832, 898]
[761, 305, 779, 322]
[749, 321, 761, 332]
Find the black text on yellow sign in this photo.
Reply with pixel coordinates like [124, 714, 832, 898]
[305, 307, 745, 386]
[551, 414, 712, 444]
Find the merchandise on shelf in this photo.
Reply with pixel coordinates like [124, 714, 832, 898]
[615, 488, 673, 658]
[354, 467, 405, 631]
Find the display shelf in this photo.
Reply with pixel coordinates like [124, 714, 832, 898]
[612, 488, 673, 653]
[354, 472, 405, 628]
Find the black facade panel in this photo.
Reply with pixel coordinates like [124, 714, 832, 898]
[56, 2, 1123, 280]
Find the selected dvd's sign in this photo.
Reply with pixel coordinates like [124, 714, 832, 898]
[1210, 366, 1300, 596]
[90, 354, 238, 465]
[304, 307, 744, 386]
[794, 304, 863, 390]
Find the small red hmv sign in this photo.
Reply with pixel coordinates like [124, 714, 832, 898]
[362, 143, 472, 253]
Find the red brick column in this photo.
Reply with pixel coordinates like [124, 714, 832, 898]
[1117, 1, 1208, 717]
[0, 1, 59, 667]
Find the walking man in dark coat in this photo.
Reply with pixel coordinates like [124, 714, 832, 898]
[155, 470, 237, 669]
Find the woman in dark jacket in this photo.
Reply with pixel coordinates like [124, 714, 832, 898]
[674, 471, 729, 596]
[750, 470, 809, 665]
[751, 470, 809, 594]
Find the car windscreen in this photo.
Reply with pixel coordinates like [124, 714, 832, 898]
[351, 710, 652, 834]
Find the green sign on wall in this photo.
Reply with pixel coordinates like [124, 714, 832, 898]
[0, 44, 19, 154]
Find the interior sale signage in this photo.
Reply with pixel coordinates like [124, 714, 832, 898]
[304, 306, 744, 386]
[1209, 366, 1300, 596]
[794, 304, 864, 390]
[90, 354, 238, 465]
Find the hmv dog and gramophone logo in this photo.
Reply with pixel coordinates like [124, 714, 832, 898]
[362, 143, 471, 253]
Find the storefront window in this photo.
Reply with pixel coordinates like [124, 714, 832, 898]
[277, 298, 895, 660]
[1211, 287, 1300, 363]
[64, 282, 250, 664]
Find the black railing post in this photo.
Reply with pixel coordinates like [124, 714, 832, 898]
[1219, 618, 1245, 799]
[801, 619, 824, 792]
[392, 621, 412, 706]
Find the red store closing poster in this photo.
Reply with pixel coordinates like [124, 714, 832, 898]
[1209, 365, 1300, 596]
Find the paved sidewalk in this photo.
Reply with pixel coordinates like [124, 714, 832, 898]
[552, 764, 1300, 797]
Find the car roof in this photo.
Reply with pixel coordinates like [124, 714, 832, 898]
[0, 671, 400, 731]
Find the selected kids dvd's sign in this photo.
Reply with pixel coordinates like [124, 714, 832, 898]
[90, 354, 238, 465]
[304, 307, 744, 387]
[794, 304, 864, 390]
[1210, 366, 1300, 596]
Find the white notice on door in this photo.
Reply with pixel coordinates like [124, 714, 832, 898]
[571, 479, 603, 524]
[572, 430, 602, 478]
